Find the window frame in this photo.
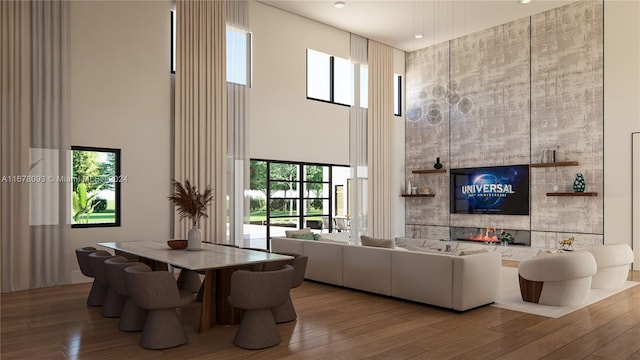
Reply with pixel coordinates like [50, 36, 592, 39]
[70, 146, 122, 229]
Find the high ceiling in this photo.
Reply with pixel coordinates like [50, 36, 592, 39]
[260, 0, 576, 52]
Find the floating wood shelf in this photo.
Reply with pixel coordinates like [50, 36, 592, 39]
[546, 192, 598, 197]
[530, 161, 579, 168]
[412, 169, 447, 174]
[401, 194, 435, 197]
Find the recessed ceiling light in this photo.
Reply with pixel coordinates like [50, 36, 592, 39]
[334, 1, 345, 8]
[415, 34, 423, 39]
[520, 0, 532, 4]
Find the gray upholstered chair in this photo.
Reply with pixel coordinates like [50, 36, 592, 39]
[125, 264, 194, 349]
[228, 265, 294, 349]
[75, 246, 104, 306]
[101, 255, 135, 318]
[87, 250, 114, 307]
[105, 259, 147, 331]
[176, 269, 202, 293]
[271, 254, 308, 323]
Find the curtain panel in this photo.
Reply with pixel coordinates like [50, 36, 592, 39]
[349, 33, 368, 242]
[367, 41, 395, 239]
[174, 0, 227, 243]
[226, 0, 250, 247]
[1, 0, 69, 292]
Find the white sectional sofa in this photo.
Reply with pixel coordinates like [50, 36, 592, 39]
[270, 237, 501, 311]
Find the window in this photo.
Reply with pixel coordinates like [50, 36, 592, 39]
[170, 11, 252, 85]
[71, 146, 122, 228]
[306, 49, 353, 106]
[171, 9, 176, 74]
[394, 74, 402, 116]
[249, 159, 350, 248]
[360, 66, 368, 108]
[227, 27, 251, 86]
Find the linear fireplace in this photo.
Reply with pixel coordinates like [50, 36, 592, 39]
[449, 226, 531, 246]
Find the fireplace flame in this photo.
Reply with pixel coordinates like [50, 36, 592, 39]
[468, 226, 500, 243]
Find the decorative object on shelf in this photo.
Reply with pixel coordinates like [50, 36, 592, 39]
[168, 179, 213, 251]
[559, 236, 575, 251]
[433, 157, 443, 169]
[572, 173, 586, 193]
[412, 186, 418, 194]
[553, 185, 559, 192]
[421, 187, 430, 194]
[499, 231, 515, 246]
[406, 180, 412, 194]
[555, 145, 565, 162]
[541, 149, 556, 163]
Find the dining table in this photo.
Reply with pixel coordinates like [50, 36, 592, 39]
[98, 241, 293, 332]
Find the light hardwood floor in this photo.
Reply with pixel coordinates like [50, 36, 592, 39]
[1, 269, 639, 360]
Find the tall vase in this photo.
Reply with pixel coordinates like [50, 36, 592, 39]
[187, 225, 202, 251]
[572, 173, 586, 193]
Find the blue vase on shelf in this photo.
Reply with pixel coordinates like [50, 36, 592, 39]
[572, 173, 586, 193]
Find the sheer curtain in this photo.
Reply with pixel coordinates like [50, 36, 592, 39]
[367, 41, 395, 239]
[174, 0, 227, 243]
[349, 34, 368, 243]
[226, 0, 250, 247]
[1, 0, 70, 292]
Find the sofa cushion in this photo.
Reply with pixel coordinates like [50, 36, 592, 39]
[285, 227, 311, 238]
[361, 235, 395, 249]
[292, 233, 316, 241]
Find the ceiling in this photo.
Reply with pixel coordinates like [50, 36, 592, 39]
[259, 0, 576, 52]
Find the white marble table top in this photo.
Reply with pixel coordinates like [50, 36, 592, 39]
[98, 241, 292, 271]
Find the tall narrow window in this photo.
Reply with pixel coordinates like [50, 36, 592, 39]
[360, 65, 368, 108]
[227, 26, 251, 86]
[394, 74, 402, 116]
[170, 9, 176, 74]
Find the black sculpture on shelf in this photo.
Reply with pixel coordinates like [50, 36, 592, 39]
[433, 157, 443, 170]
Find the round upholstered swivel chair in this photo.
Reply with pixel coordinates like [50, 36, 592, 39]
[105, 259, 147, 331]
[228, 265, 294, 349]
[75, 247, 104, 306]
[271, 253, 308, 323]
[125, 264, 194, 350]
[518, 250, 597, 306]
[586, 243, 634, 290]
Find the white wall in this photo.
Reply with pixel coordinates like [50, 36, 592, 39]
[603, 1, 640, 261]
[68, 0, 172, 282]
[250, 2, 351, 165]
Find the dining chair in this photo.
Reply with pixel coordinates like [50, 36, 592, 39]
[334, 217, 349, 232]
[105, 258, 147, 331]
[271, 253, 308, 323]
[176, 269, 202, 293]
[87, 250, 115, 307]
[75, 247, 103, 306]
[227, 265, 294, 349]
[101, 255, 134, 318]
[125, 264, 194, 349]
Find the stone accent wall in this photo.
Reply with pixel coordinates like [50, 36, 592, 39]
[404, 0, 603, 249]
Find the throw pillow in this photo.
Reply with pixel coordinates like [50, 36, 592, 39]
[313, 233, 322, 240]
[292, 232, 316, 240]
[285, 227, 311, 238]
[361, 235, 395, 249]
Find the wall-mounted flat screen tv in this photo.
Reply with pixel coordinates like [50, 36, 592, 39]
[450, 164, 529, 215]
